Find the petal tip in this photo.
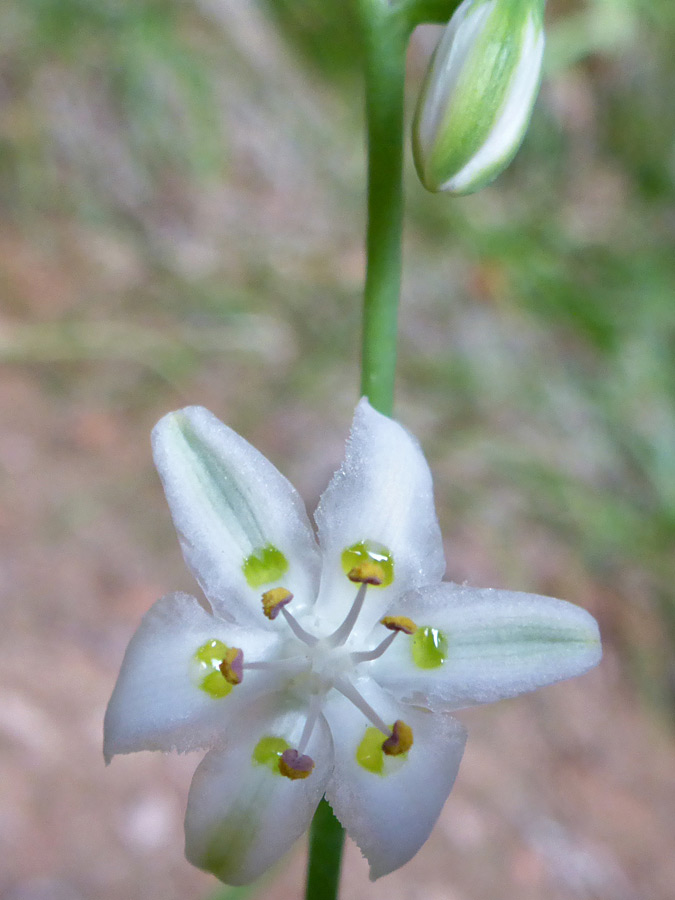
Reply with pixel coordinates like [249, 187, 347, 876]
[151, 405, 209, 447]
[354, 396, 389, 427]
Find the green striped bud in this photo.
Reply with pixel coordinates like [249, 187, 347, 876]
[413, 0, 546, 195]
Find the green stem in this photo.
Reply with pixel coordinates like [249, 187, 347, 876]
[357, 0, 461, 416]
[306, 2, 452, 897]
[401, 0, 462, 26]
[305, 6, 411, 900]
[359, 1, 410, 416]
[304, 799, 345, 900]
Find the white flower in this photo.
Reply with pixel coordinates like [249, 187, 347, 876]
[413, 0, 546, 194]
[104, 400, 601, 883]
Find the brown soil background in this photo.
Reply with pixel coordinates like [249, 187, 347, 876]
[1, 3, 674, 899]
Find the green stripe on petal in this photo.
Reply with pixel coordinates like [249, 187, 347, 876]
[171, 410, 267, 550]
[371, 584, 602, 711]
[152, 406, 320, 624]
[185, 711, 332, 885]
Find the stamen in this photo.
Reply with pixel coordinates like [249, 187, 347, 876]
[261, 587, 318, 646]
[328, 562, 390, 648]
[279, 748, 315, 780]
[382, 719, 413, 756]
[381, 615, 418, 635]
[262, 587, 294, 620]
[219, 647, 243, 685]
[280, 607, 318, 646]
[349, 614, 418, 664]
[348, 562, 385, 585]
[327, 582, 367, 647]
[350, 631, 397, 664]
[334, 676, 390, 736]
[297, 693, 322, 754]
[243, 658, 308, 674]
[277, 695, 321, 782]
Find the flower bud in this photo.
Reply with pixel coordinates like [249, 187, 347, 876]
[413, 0, 545, 195]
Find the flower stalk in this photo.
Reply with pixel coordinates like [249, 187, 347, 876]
[308, 1, 461, 894]
[105, 400, 600, 890]
[358, 0, 463, 415]
[312, 1, 448, 892]
[359, 0, 409, 417]
[307, 4, 412, 887]
[103, 3, 600, 900]
[305, 799, 345, 900]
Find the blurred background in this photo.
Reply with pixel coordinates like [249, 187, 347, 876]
[1, 0, 674, 898]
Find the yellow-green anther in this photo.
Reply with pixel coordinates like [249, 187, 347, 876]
[200, 671, 233, 698]
[194, 639, 235, 698]
[411, 626, 448, 669]
[195, 639, 228, 667]
[243, 545, 289, 588]
[341, 541, 394, 587]
[356, 726, 387, 775]
[413, 0, 546, 195]
[252, 736, 290, 773]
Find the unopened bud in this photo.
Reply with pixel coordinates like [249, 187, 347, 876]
[413, 0, 545, 195]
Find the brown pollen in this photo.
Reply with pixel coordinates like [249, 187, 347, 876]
[382, 719, 413, 756]
[348, 562, 385, 585]
[380, 615, 418, 635]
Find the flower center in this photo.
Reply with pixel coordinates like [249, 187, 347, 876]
[247, 561, 417, 778]
[304, 639, 353, 690]
[201, 559, 418, 779]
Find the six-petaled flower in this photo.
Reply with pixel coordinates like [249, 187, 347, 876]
[104, 400, 601, 883]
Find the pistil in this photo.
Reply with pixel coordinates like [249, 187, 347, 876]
[350, 631, 397, 663]
[297, 693, 322, 754]
[243, 658, 308, 675]
[328, 562, 385, 647]
[350, 615, 418, 664]
[255, 563, 414, 777]
[280, 606, 319, 646]
[334, 676, 390, 736]
[277, 691, 322, 781]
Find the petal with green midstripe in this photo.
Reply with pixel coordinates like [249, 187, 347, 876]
[152, 406, 320, 625]
[370, 583, 602, 711]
